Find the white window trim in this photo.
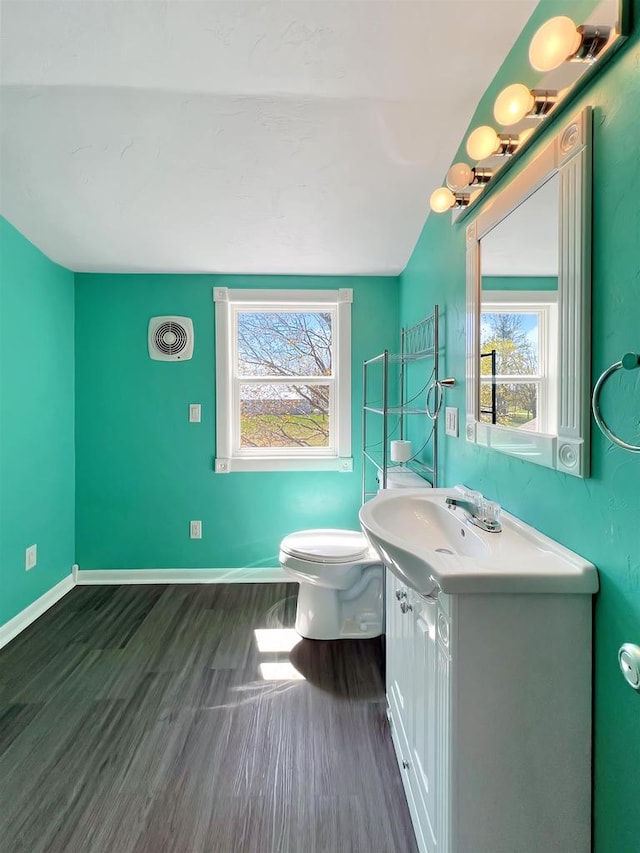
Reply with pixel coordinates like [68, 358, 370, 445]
[214, 287, 352, 473]
[480, 291, 558, 434]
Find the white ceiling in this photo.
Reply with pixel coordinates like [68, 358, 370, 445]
[0, 1, 537, 275]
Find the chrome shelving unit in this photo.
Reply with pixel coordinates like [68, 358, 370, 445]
[362, 307, 453, 502]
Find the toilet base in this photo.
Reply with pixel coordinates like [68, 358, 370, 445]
[294, 568, 383, 640]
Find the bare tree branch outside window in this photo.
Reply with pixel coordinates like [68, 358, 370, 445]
[237, 312, 332, 448]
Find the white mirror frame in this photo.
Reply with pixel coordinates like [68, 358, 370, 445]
[465, 107, 592, 477]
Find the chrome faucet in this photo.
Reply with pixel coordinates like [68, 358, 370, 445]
[446, 494, 502, 533]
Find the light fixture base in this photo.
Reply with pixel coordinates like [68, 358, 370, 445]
[531, 90, 558, 118]
[472, 168, 493, 186]
[497, 134, 519, 157]
[453, 194, 471, 209]
[573, 25, 611, 63]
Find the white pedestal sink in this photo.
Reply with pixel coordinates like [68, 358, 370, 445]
[359, 486, 598, 853]
[359, 486, 598, 597]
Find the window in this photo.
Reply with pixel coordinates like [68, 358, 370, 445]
[479, 292, 558, 434]
[214, 288, 352, 472]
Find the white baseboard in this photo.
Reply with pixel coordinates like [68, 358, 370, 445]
[75, 567, 289, 585]
[0, 568, 291, 650]
[0, 573, 75, 651]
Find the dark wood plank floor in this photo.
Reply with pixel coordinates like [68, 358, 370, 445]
[0, 583, 417, 853]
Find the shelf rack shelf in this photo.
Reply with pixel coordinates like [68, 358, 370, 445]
[362, 450, 435, 478]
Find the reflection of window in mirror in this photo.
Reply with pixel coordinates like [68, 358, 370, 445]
[480, 296, 558, 433]
[479, 174, 559, 435]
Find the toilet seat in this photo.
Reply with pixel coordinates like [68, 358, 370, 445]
[280, 475, 431, 640]
[280, 528, 372, 564]
[279, 527, 383, 640]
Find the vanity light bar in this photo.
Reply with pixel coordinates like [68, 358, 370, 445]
[429, 10, 616, 217]
[429, 130, 524, 213]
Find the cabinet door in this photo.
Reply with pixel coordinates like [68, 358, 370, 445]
[385, 569, 399, 704]
[411, 598, 451, 853]
[386, 571, 413, 722]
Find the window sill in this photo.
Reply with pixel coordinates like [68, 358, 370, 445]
[215, 456, 353, 473]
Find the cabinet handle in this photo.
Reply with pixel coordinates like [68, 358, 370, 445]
[400, 601, 413, 614]
[402, 759, 410, 770]
[395, 589, 408, 600]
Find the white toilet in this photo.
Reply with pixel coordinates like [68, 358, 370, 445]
[279, 469, 429, 640]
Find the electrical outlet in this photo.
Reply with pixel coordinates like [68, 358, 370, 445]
[445, 407, 459, 437]
[25, 544, 37, 571]
[190, 520, 202, 539]
[189, 403, 201, 423]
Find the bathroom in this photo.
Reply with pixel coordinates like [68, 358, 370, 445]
[1, 1, 639, 851]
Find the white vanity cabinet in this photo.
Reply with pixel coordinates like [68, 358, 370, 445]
[385, 569, 592, 853]
[386, 570, 451, 853]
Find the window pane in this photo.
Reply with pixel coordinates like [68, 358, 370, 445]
[480, 381, 539, 429]
[480, 312, 539, 375]
[240, 383, 330, 448]
[237, 312, 332, 377]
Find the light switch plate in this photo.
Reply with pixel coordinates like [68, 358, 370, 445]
[25, 544, 37, 571]
[190, 520, 202, 539]
[189, 403, 201, 423]
[445, 407, 459, 437]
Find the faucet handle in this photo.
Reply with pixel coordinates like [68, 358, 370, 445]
[462, 489, 483, 512]
[481, 499, 501, 526]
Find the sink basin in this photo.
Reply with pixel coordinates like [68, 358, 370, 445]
[359, 487, 598, 596]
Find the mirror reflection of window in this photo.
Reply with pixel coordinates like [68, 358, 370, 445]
[479, 306, 553, 432]
[479, 174, 559, 435]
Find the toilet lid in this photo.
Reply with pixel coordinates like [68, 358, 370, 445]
[280, 529, 371, 564]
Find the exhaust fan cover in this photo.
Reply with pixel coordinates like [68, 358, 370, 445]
[148, 316, 194, 361]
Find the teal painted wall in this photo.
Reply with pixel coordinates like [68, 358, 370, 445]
[75, 274, 398, 570]
[399, 3, 640, 851]
[482, 275, 557, 291]
[0, 218, 75, 624]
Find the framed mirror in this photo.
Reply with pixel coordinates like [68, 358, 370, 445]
[465, 107, 591, 477]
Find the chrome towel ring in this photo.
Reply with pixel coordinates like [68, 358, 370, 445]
[591, 352, 640, 453]
[425, 377, 456, 421]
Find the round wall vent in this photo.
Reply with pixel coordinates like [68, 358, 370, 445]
[148, 316, 194, 361]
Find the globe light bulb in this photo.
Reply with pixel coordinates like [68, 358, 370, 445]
[429, 187, 455, 213]
[446, 162, 474, 192]
[466, 126, 500, 161]
[494, 83, 535, 127]
[529, 16, 582, 72]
